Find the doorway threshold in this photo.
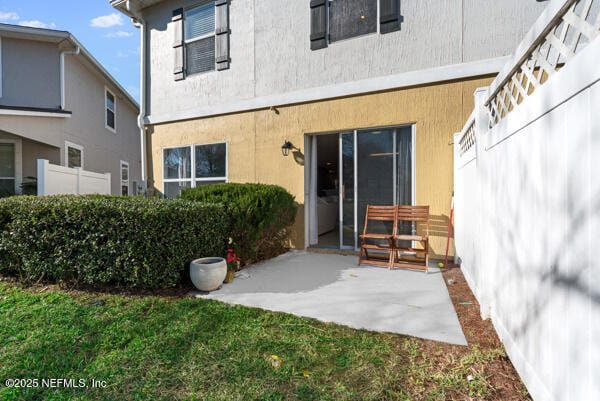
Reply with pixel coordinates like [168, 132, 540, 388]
[307, 247, 359, 256]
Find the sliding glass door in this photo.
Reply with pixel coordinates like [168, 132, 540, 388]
[336, 125, 413, 249]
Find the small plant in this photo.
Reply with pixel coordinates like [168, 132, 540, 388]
[226, 243, 241, 272]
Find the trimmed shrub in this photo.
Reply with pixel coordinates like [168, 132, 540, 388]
[181, 183, 297, 264]
[0, 195, 229, 288]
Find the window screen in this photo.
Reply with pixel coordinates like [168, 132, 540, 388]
[186, 36, 216, 74]
[329, 0, 377, 43]
[184, 1, 216, 75]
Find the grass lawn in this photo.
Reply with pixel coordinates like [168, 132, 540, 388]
[0, 281, 522, 401]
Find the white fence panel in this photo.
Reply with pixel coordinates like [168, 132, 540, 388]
[37, 159, 111, 196]
[454, 1, 600, 400]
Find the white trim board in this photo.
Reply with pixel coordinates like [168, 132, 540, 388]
[0, 109, 71, 118]
[146, 56, 510, 125]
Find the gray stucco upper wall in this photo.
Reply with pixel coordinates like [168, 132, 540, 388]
[63, 56, 141, 194]
[0, 37, 61, 109]
[141, 0, 547, 119]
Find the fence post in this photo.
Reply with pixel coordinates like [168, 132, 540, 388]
[37, 159, 48, 196]
[473, 87, 492, 320]
[453, 131, 462, 264]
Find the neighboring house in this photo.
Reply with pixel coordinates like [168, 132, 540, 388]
[0, 24, 141, 196]
[111, 0, 547, 255]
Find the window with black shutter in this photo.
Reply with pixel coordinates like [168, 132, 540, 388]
[329, 0, 377, 43]
[184, 1, 216, 75]
[310, 0, 401, 50]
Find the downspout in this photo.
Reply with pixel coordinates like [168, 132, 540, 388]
[60, 45, 80, 110]
[130, 4, 147, 190]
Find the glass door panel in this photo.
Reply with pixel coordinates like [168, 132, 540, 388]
[340, 133, 355, 248]
[356, 129, 395, 238]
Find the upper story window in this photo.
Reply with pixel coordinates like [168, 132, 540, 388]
[172, 0, 230, 81]
[310, 0, 401, 50]
[185, 2, 216, 75]
[105, 88, 116, 133]
[329, 0, 377, 43]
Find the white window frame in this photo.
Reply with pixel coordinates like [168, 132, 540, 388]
[162, 141, 228, 197]
[0, 138, 22, 195]
[120, 160, 130, 196]
[105, 86, 117, 133]
[64, 141, 84, 169]
[184, 1, 217, 75]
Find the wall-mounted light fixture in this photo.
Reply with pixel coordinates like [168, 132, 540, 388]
[281, 140, 299, 157]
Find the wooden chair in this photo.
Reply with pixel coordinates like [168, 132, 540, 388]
[391, 205, 430, 273]
[358, 205, 397, 268]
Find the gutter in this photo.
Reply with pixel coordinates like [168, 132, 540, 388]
[60, 45, 80, 110]
[128, 2, 148, 187]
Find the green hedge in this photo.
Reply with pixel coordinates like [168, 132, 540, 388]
[0, 195, 229, 289]
[181, 183, 297, 265]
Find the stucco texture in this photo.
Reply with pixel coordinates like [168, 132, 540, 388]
[148, 76, 493, 257]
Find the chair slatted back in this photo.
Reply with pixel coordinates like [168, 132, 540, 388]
[362, 205, 397, 235]
[396, 205, 429, 222]
[396, 205, 430, 235]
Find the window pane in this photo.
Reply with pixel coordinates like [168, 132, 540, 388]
[185, 2, 215, 40]
[329, 0, 377, 43]
[195, 179, 225, 187]
[106, 91, 115, 111]
[121, 185, 128, 196]
[164, 181, 191, 198]
[121, 164, 129, 181]
[0, 143, 15, 177]
[68, 147, 82, 168]
[186, 36, 215, 75]
[164, 147, 191, 179]
[107, 109, 115, 129]
[195, 143, 226, 178]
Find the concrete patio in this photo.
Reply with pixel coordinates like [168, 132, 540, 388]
[204, 251, 467, 345]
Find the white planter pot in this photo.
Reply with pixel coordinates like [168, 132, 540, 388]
[190, 257, 227, 292]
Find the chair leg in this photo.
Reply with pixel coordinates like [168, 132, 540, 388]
[425, 240, 429, 274]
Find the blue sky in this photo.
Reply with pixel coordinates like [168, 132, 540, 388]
[0, 0, 140, 102]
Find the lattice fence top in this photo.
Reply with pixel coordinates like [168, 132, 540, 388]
[458, 118, 476, 157]
[486, 0, 600, 128]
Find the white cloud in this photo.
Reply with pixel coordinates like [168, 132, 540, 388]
[105, 30, 133, 38]
[0, 12, 19, 21]
[90, 13, 123, 28]
[18, 20, 57, 29]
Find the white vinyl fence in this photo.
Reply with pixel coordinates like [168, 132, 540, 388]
[37, 159, 111, 196]
[453, 1, 600, 401]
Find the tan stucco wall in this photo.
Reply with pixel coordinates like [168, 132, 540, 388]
[148, 76, 493, 257]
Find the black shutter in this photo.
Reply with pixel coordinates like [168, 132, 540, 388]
[172, 8, 185, 80]
[215, 0, 230, 70]
[380, 0, 401, 34]
[310, 0, 327, 50]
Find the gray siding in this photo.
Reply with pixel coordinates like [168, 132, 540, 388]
[142, 0, 547, 120]
[62, 56, 141, 195]
[0, 37, 61, 109]
[0, 34, 141, 195]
